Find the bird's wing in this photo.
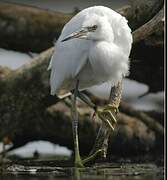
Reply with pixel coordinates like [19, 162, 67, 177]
[49, 38, 90, 96]
[48, 10, 93, 96]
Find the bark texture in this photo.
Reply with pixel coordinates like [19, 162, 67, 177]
[0, 2, 71, 52]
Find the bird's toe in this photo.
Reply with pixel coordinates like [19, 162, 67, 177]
[96, 104, 118, 130]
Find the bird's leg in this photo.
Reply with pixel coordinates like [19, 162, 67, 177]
[77, 91, 118, 130]
[71, 80, 84, 168]
[96, 84, 120, 130]
[77, 91, 96, 110]
[90, 81, 122, 158]
[71, 82, 122, 164]
[77, 91, 118, 163]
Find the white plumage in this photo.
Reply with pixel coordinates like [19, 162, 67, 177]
[48, 6, 133, 97]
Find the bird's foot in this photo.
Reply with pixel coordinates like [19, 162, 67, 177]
[74, 153, 84, 168]
[75, 160, 84, 168]
[96, 104, 118, 130]
[82, 149, 104, 164]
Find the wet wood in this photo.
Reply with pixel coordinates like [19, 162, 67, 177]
[0, 2, 71, 52]
[128, 0, 164, 30]
[132, 7, 164, 43]
[120, 102, 164, 136]
[0, 58, 162, 155]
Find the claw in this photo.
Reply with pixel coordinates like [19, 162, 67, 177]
[98, 113, 114, 131]
[103, 109, 117, 123]
[95, 104, 118, 130]
[104, 104, 119, 114]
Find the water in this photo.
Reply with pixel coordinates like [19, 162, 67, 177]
[1, 174, 162, 180]
[1, 162, 164, 180]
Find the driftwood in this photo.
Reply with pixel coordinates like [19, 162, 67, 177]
[0, 0, 164, 156]
[128, 0, 164, 30]
[0, 2, 71, 52]
[132, 7, 164, 43]
[120, 102, 164, 136]
[0, 45, 163, 156]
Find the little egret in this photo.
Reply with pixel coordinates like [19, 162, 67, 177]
[48, 6, 132, 167]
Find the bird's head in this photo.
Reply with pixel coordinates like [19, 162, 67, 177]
[61, 15, 114, 42]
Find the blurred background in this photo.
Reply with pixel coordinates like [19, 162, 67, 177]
[0, 0, 130, 13]
[0, 0, 164, 164]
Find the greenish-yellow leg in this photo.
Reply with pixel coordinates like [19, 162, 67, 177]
[71, 80, 84, 167]
[77, 92, 118, 163]
[77, 92, 118, 130]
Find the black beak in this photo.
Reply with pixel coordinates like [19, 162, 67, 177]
[61, 29, 88, 42]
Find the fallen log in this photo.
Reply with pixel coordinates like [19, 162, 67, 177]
[120, 102, 164, 137]
[132, 7, 164, 43]
[0, 2, 71, 52]
[129, 6, 164, 92]
[0, 47, 163, 156]
[128, 0, 164, 30]
[0, 98, 159, 156]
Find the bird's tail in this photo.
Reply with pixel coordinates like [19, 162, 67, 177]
[57, 91, 72, 99]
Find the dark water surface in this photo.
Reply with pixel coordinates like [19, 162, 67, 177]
[1, 162, 164, 180]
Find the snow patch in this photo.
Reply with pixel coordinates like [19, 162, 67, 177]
[1, 141, 72, 158]
[0, 48, 33, 69]
[88, 80, 164, 112]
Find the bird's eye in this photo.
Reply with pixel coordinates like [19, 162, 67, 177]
[87, 25, 97, 31]
[92, 25, 98, 30]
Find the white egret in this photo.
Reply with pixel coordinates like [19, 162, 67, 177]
[48, 6, 132, 167]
